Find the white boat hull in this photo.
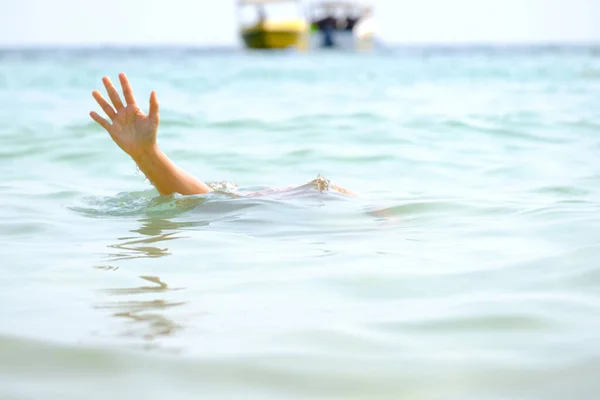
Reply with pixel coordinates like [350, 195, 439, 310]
[309, 30, 374, 50]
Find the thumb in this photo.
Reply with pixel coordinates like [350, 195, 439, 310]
[149, 90, 159, 122]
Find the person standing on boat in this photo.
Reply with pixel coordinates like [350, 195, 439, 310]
[257, 5, 266, 24]
[317, 14, 336, 47]
[345, 9, 359, 31]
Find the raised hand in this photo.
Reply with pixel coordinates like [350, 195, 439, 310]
[90, 73, 159, 160]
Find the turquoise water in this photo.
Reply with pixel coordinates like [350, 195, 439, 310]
[1, 46, 600, 399]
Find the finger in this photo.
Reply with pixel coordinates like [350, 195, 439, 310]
[119, 72, 137, 106]
[102, 76, 125, 111]
[149, 91, 159, 122]
[89, 111, 112, 131]
[92, 90, 117, 119]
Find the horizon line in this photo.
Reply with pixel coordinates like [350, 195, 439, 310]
[0, 40, 599, 50]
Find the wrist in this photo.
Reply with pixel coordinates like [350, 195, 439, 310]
[130, 144, 161, 164]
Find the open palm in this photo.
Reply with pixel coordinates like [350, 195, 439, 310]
[90, 73, 159, 159]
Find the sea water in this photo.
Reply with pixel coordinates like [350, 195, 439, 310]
[1, 46, 600, 399]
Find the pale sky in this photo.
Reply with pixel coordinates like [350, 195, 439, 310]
[1, 0, 599, 46]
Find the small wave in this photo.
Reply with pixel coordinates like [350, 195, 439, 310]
[531, 185, 591, 196]
[405, 116, 567, 143]
[206, 111, 386, 130]
[513, 202, 594, 218]
[206, 118, 275, 130]
[580, 69, 600, 79]
[69, 189, 237, 219]
[69, 189, 159, 218]
[368, 199, 484, 219]
[376, 313, 551, 334]
[288, 111, 385, 123]
[70, 177, 357, 221]
[157, 116, 202, 129]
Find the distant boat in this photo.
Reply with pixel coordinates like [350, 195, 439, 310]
[307, 1, 375, 50]
[237, 0, 309, 50]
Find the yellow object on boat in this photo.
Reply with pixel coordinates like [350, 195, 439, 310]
[241, 19, 309, 50]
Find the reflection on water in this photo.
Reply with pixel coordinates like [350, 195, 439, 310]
[107, 217, 208, 261]
[97, 216, 199, 345]
[132, 217, 208, 236]
[96, 275, 186, 344]
[107, 232, 176, 260]
[93, 265, 119, 271]
[105, 275, 179, 295]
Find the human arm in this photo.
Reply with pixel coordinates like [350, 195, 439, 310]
[89, 73, 212, 196]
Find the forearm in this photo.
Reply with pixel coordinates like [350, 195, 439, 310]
[132, 145, 212, 196]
